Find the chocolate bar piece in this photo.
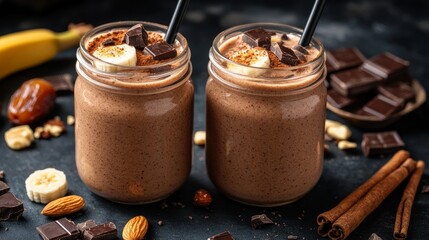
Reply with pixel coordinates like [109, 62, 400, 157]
[361, 52, 409, 80]
[44, 74, 74, 93]
[242, 28, 271, 49]
[82, 222, 117, 240]
[0, 192, 24, 221]
[330, 68, 382, 96]
[144, 42, 177, 61]
[0, 181, 10, 195]
[326, 60, 335, 74]
[37, 218, 80, 240]
[124, 23, 148, 49]
[360, 94, 403, 119]
[361, 131, 405, 157]
[326, 48, 366, 72]
[377, 81, 415, 104]
[271, 43, 299, 66]
[77, 220, 98, 232]
[327, 89, 359, 109]
[251, 214, 274, 229]
[208, 231, 234, 240]
[292, 45, 309, 55]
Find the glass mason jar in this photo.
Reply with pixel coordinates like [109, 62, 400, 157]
[206, 23, 326, 207]
[75, 21, 194, 204]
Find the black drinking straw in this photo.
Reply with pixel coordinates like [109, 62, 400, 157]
[164, 0, 191, 44]
[299, 0, 327, 47]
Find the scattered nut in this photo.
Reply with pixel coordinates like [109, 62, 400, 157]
[326, 125, 351, 140]
[193, 131, 206, 146]
[67, 115, 75, 125]
[122, 216, 148, 240]
[338, 140, 357, 150]
[4, 125, 34, 150]
[325, 119, 343, 131]
[157, 220, 163, 226]
[41, 195, 85, 217]
[193, 189, 213, 207]
[35, 119, 66, 139]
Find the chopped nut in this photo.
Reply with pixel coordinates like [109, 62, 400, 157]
[193, 131, 206, 146]
[193, 189, 213, 207]
[67, 115, 75, 125]
[36, 119, 66, 139]
[34, 127, 44, 139]
[326, 125, 352, 140]
[338, 140, 357, 150]
[4, 125, 34, 150]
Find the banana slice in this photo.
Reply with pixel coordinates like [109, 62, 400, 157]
[227, 47, 270, 77]
[25, 168, 68, 204]
[92, 44, 137, 72]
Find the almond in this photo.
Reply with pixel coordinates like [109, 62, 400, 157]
[122, 216, 148, 240]
[41, 195, 85, 217]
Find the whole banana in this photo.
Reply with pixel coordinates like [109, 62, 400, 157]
[0, 24, 92, 80]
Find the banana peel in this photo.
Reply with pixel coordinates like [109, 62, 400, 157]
[0, 23, 92, 80]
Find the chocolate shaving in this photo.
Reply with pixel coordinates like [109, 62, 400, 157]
[37, 218, 80, 240]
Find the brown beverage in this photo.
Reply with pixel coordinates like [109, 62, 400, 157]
[206, 23, 326, 206]
[75, 22, 193, 204]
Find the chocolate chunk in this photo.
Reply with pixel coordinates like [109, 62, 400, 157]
[267, 31, 276, 36]
[44, 74, 74, 93]
[377, 81, 415, 104]
[361, 131, 405, 157]
[0, 170, 4, 180]
[251, 214, 274, 229]
[144, 42, 177, 61]
[288, 236, 299, 240]
[330, 68, 383, 96]
[327, 89, 359, 109]
[270, 42, 299, 66]
[368, 233, 383, 240]
[77, 220, 98, 232]
[360, 94, 403, 119]
[37, 218, 80, 240]
[281, 34, 289, 40]
[327, 48, 366, 71]
[208, 231, 234, 240]
[421, 185, 429, 193]
[292, 45, 309, 55]
[124, 23, 148, 49]
[0, 192, 24, 221]
[242, 28, 271, 49]
[361, 52, 409, 81]
[83, 222, 117, 240]
[293, 50, 307, 63]
[102, 39, 115, 46]
[0, 181, 10, 195]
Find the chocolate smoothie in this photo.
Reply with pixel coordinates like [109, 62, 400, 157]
[75, 22, 193, 204]
[206, 24, 326, 206]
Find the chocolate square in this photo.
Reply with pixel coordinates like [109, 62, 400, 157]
[326, 48, 366, 72]
[251, 214, 274, 229]
[362, 131, 405, 157]
[361, 52, 409, 80]
[377, 81, 415, 104]
[242, 28, 271, 49]
[144, 42, 177, 61]
[124, 23, 148, 49]
[37, 218, 80, 240]
[360, 94, 403, 119]
[83, 222, 117, 240]
[44, 74, 74, 94]
[327, 89, 359, 110]
[330, 68, 382, 96]
[208, 231, 234, 240]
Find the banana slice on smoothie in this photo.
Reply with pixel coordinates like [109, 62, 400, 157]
[227, 47, 270, 77]
[25, 168, 68, 203]
[92, 44, 137, 72]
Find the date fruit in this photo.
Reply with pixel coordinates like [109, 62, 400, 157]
[8, 79, 56, 125]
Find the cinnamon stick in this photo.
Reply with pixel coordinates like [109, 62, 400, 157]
[328, 158, 417, 240]
[317, 150, 410, 236]
[394, 160, 425, 240]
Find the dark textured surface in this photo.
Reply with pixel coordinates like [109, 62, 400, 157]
[1, 0, 429, 239]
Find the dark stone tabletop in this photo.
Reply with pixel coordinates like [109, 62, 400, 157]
[0, 0, 428, 239]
